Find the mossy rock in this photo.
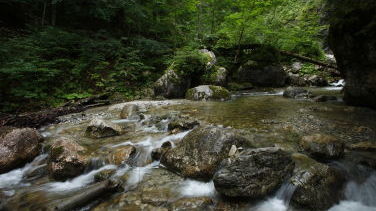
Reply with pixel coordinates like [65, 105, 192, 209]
[185, 85, 231, 101]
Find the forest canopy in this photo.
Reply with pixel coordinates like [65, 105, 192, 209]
[0, 0, 328, 112]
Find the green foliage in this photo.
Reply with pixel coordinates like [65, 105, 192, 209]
[170, 47, 209, 77]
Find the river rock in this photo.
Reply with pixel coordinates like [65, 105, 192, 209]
[120, 104, 140, 120]
[48, 137, 88, 180]
[86, 118, 122, 138]
[300, 134, 344, 160]
[185, 85, 231, 101]
[237, 62, 287, 87]
[213, 147, 294, 198]
[108, 145, 136, 165]
[151, 141, 172, 161]
[154, 69, 191, 99]
[0, 127, 43, 173]
[169, 197, 213, 210]
[283, 87, 313, 99]
[313, 95, 337, 102]
[328, 1, 376, 109]
[287, 73, 308, 87]
[290, 153, 345, 210]
[168, 116, 199, 132]
[160, 126, 250, 180]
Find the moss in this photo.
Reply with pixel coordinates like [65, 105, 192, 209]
[227, 82, 253, 91]
[209, 86, 231, 100]
[185, 88, 195, 100]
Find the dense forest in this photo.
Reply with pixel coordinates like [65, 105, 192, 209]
[0, 0, 330, 112]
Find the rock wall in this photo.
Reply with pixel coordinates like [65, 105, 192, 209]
[328, 0, 376, 108]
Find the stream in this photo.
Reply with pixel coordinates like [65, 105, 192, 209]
[1, 87, 376, 211]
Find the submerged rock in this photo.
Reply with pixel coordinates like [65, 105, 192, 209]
[169, 197, 213, 210]
[300, 134, 344, 160]
[0, 127, 43, 173]
[213, 147, 294, 198]
[154, 69, 191, 99]
[85, 118, 122, 138]
[290, 153, 345, 210]
[120, 104, 140, 120]
[108, 145, 136, 165]
[185, 85, 231, 101]
[48, 137, 88, 180]
[160, 126, 250, 180]
[283, 87, 313, 99]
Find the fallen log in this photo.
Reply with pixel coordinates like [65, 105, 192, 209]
[54, 180, 117, 211]
[279, 50, 338, 70]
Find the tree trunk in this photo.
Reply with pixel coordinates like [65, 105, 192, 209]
[51, 1, 56, 26]
[41, 0, 47, 26]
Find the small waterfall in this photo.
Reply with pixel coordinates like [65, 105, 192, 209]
[255, 183, 296, 211]
[125, 161, 159, 189]
[179, 180, 216, 197]
[0, 154, 48, 191]
[45, 165, 117, 192]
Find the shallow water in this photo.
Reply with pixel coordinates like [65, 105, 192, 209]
[1, 87, 376, 210]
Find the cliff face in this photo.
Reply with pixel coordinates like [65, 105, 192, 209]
[328, 0, 376, 109]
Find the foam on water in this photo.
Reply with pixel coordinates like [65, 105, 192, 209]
[329, 201, 376, 211]
[126, 161, 159, 187]
[256, 198, 287, 211]
[179, 180, 216, 197]
[46, 165, 117, 192]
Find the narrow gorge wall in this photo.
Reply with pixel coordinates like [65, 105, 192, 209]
[328, 0, 376, 109]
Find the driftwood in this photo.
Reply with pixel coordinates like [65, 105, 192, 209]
[54, 180, 117, 211]
[0, 94, 110, 128]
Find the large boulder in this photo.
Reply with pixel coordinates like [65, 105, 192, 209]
[86, 118, 123, 138]
[108, 145, 136, 165]
[300, 134, 344, 160]
[213, 147, 294, 198]
[328, 1, 376, 108]
[185, 85, 231, 101]
[201, 67, 228, 86]
[48, 137, 88, 180]
[237, 62, 287, 87]
[307, 75, 328, 87]
[0, 128, 43, 173]
[199, 49, 217, 68]
[160, 126, 250, 180]
[290, 153, 345, 210]
[154, 69, 191, 99]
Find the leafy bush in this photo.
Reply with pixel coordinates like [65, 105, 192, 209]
[170, 47, 209, 78]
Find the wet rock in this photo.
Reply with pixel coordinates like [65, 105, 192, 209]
[24, 164, 48, 181]
[85, 118, 122, 138]
[48, 137, 88, 180]
[237, 62, 287, 87]
[169, 197, 213, 211]
[283, 87, 313, 99]
[168, 117, 199, 132]
[154, 69, 191, 99]
[161, 126, 250, 180]
[313, 95, 337, 102]
[328, 1, 376, 109]
[307, 75, 328, 87]
[349, 141, 376, 152]
[120, 104, 140, 120]
[300, 134, 344, 160]
[151, 141, 172, 161]
[290, 153, 345, 210]
[94, 169, 117, 182]
[213, 147, 294, 198]
[186, 85, 231, 101]
[108, 145, 136, 165]
[0, 128, 43, 173]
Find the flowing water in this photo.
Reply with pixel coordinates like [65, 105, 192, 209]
[1, 87, 376, 210]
